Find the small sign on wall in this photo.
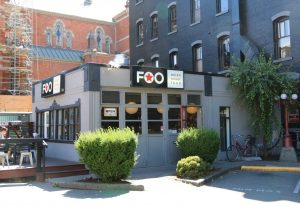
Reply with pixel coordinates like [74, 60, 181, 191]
[41, 74, 65, 98]
[103, 108, 118, 117]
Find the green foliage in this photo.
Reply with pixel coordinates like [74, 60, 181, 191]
[229, 52, 296, 150]
[75, 127, 138, 183]
[176, 156, 210, 179]
[176, 128, 220, 163]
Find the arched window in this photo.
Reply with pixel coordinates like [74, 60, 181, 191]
[87, 31, 95, 50]
[136, 19, 144, 45]
[192, 44, 203, 72]
[66, 31, 73, 49]
[216, 0, 229, 14]
[218, 35, 230, 70]
[151, 55, 159, 67]
[191, 0, 201, 24]
[169, 50, 178, 69]
[137, 59, 144, 66]
[168, 4, 177, 33]
[55, 22, 63, 47]
[274, 16, 291, 59]
[46, 29, 52, 46]
[105, 37, 111, 54]
[96, 28, 103, 52]
[151, 14, 159, 39]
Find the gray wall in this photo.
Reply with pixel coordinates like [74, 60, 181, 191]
[130, 0, 300, 72]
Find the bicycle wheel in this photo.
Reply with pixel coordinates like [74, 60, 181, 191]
[226, 145, 239, 162]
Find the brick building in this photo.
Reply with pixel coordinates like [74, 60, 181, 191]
[0, 0, 129, 123]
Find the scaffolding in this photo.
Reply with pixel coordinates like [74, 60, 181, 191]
[0, 0, 33, 95]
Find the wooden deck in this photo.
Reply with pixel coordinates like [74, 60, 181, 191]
[0, 157, 88, 181]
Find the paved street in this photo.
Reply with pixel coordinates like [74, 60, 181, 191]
[0, 168, 299, 206]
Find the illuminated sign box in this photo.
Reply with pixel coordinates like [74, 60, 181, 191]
[131, 66, 183, 89]
[41, 74, 65, 98]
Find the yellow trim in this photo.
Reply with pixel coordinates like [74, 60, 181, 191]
[241, 166, 300, 172]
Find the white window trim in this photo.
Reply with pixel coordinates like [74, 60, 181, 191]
[191, 40, 202, 47]
[149, 11, 158, 17]
[137, 59, 145, 64]
[151, 54, 160, 60]
[136, 18, 143, 24]
[216, 31, 230, 39]
[271, 11, 290, 21]
[168, 2, 176, 8]
[169, 48, 178, 54]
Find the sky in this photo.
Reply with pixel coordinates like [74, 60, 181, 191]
[18, 0, 127, 22]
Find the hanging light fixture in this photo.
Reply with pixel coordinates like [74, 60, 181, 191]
[125, 101, 138, 114]
[186, 103, 198, 114]
[157, 102, 163, 114]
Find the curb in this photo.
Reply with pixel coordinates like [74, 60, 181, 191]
[53, 181, 144, 191]
[175, 166, 240, 187]
[241, 165, 300, 172]
[47, 174, 144, 191]
[176, 163, 300, 187]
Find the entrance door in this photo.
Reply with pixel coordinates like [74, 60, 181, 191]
[146, 93, 164, 167]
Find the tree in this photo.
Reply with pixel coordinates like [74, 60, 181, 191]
[229, 52, 296, 158]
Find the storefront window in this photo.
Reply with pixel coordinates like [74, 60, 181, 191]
[125, 92, 141, 104]
[168, 108, 181, 133]
[102, 91, 120, 103]
[148, 108, 163, 134]
[168, 94, 181, 105]
[57, 110, 62, 140]
[147, 93, 162, 104]
[101, 107, 119, 129]
[49, 111, 55, 139]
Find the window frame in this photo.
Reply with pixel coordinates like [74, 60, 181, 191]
[168, 5, 177, 33]
[151, 14, 159, 40]
[274, 17, 291, 59]
[192, 44, 203, 72]
[169, 51, 178, 69]
[216, 0, 229, 14]
[218, 35, 230, 70]
[191, 0, 201, 24]
[136, 20, 144, 46]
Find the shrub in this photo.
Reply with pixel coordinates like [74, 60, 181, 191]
[176, 128, 220, 163]
[176, 156, 210, 179]
[75, 127, 137, 183]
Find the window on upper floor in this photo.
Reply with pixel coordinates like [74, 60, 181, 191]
[191, 0, 201, 24]
[274, 17, 291, 59]
[55, 22, 63, 47]
[135, 0, 143, 4]
[218, 35, 230, 70]
[66, 31, 72, 49]
[137, 59, 144, 66]
[151, 14, 159, 40]
[105, 37, 111, 54]
[96, 28, 103, 52]
[46, 29, 52, 46]
[170, 51, 178, 69]
[137, 20, 144, 45]
[216, 0, 229, 14]
[192, 44, 203, 72]
[169, 5, 177, 33]
[152, 57, 159, 68]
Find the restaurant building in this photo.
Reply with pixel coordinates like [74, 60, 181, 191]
[32, 63, 252, 167]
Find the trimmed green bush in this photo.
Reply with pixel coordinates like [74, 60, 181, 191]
[176, 156, 210, 179]
[75, 127, 137, 183]
[176, 128, 220, 163]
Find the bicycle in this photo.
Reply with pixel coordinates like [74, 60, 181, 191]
[226, 134, 259, 162]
